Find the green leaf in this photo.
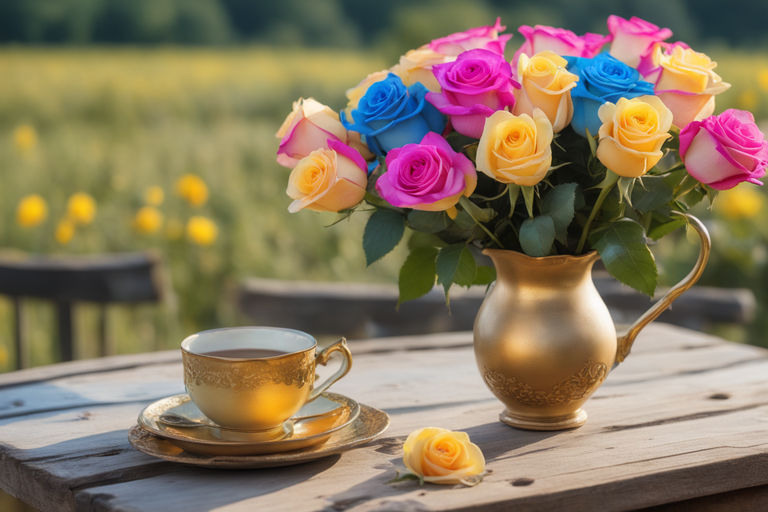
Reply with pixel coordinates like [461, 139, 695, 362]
[541, 183, 577, 244]
[474, 265, 496, 285]
[585, 127, 597, 156]
[398, 247, 438, 305]
[648, 218, 686, 240]
[617, 177, 635, 206]
[520, 216, 555, 257]
[507, 184, 520, 216]
[408, 231, 446, 250]
[363, 210, 405, 266]
[463, 142, 478, 162]
[521, 185, 536, 218]
[594, 219, 657, 296]
[436, 244, 477, 294]
[631, 175, 674, 213]
[407, 210, 450, 234]
[681, 186, 705, 208]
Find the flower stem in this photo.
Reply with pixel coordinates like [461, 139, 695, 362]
[459, 197, 503, 248]
[576, 171, 619, 253]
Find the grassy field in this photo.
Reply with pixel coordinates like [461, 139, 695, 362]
[1, 46, 768, 370]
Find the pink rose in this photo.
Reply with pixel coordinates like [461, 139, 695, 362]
[426, 49, 519, 138]
[679, 109, 768, 190]
[428, 18, 512, 57]
[376, 132, 476, 215]
[276, 98, 348, 167]
[607, 15, 672, 70]
[512, 25, 609, 71]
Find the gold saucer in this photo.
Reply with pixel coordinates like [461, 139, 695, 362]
[137, 392, 360, 456]
[129, 402, 390, 468]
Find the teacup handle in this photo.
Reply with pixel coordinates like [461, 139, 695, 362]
[308, 337, 353, 402]
[614, 213, 711, 366]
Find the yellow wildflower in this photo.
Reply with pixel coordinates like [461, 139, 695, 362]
[55, 219, 75, 245]
[759, 69, 768, 92]
[133, 206, 163, 234]
[186, 216, 218, 246]
[16, 195, 47, 227]
[176, 174, 208, 207]
[67, 193, 97, 225]
[13, 124, 37, 153]
[717, 186, 763, 220]
[145, 186, 164, 206]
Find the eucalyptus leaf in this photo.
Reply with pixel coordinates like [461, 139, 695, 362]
[398, 246, 437, 305]
[594, 218, 657, 297]
[520, 216, 555, 257]
[541, 183, 577, 244]
[363, 209, 405, 266]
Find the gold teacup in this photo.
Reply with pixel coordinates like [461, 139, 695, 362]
[180, 327, 352, 434]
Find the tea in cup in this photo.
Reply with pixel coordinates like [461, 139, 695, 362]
[180, 326, 352, 433]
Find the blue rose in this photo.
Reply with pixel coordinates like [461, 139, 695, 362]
[342, 73, 445, 157]
[565, 53, 655, 137]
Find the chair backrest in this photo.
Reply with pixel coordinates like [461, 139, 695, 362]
[237, 275, 756, 339]
[0, 251, 165, 368]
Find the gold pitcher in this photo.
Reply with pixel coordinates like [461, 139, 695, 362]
[473, 214, 710, 430]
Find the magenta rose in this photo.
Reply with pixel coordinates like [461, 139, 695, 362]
[376, 132, 477, 215]
[607, 15, 672, 70]
[426, 49, 519, 138]
[511, 25, 609, 71]
[680, 109, 768, 190]
[428, 17, 512, 57]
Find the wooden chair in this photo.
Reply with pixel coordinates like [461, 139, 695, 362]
[0, 251, 167, 368]
[237, 275, 756, 339]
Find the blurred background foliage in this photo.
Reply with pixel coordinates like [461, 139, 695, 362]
[2, 0, 768, 375]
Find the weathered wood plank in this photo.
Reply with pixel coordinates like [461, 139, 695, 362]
[1, 324, 767, 511]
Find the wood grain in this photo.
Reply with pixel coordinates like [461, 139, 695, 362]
[1, 324, 767, 511]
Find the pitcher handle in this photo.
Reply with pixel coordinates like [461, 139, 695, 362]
[614, 212, 711, 366]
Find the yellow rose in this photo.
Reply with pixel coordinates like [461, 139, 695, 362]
[596, 96, 672, 178]
[390, 47, 454, 92]
[133, 206, 163, 234]
[403, 427, 485, 485]
[286, 142, 367, 213]
[514, 51, 579, 133]
[186, 216, 218, 246]
[176, 174, 209, 207]
[476, 109, 553, 186]
[344, 70, 389, 117]
[67, 193, 96, 225]
[16, 194, 47, 228]
[55, 219, 75, 245]
[655, 46, 730, 128]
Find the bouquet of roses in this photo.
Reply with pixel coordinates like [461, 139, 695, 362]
[276, 16, 768, 302]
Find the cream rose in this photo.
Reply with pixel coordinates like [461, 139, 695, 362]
[276, 98, 348, 168]
[476, 109, 553, 186]
[402, 427, 485, 485]
[286, 140, 367, 213]
[655, 46, 730, 129]
[391, 47, 454, 92]
[514, 51, 579, 132]
[596, 96, 673, 178]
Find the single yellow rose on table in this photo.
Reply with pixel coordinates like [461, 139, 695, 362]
[391, 47, 454, 92]
[514, 51, 579, 132]
[596, 95, 672, 178]
[286, 139, 367, 213]
[476, 109, 553, 186]
[402, 427, 485, 485]
[655, 46, 730, 128]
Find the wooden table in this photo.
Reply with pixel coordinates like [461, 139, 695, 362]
[1, 323, 768, 511]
